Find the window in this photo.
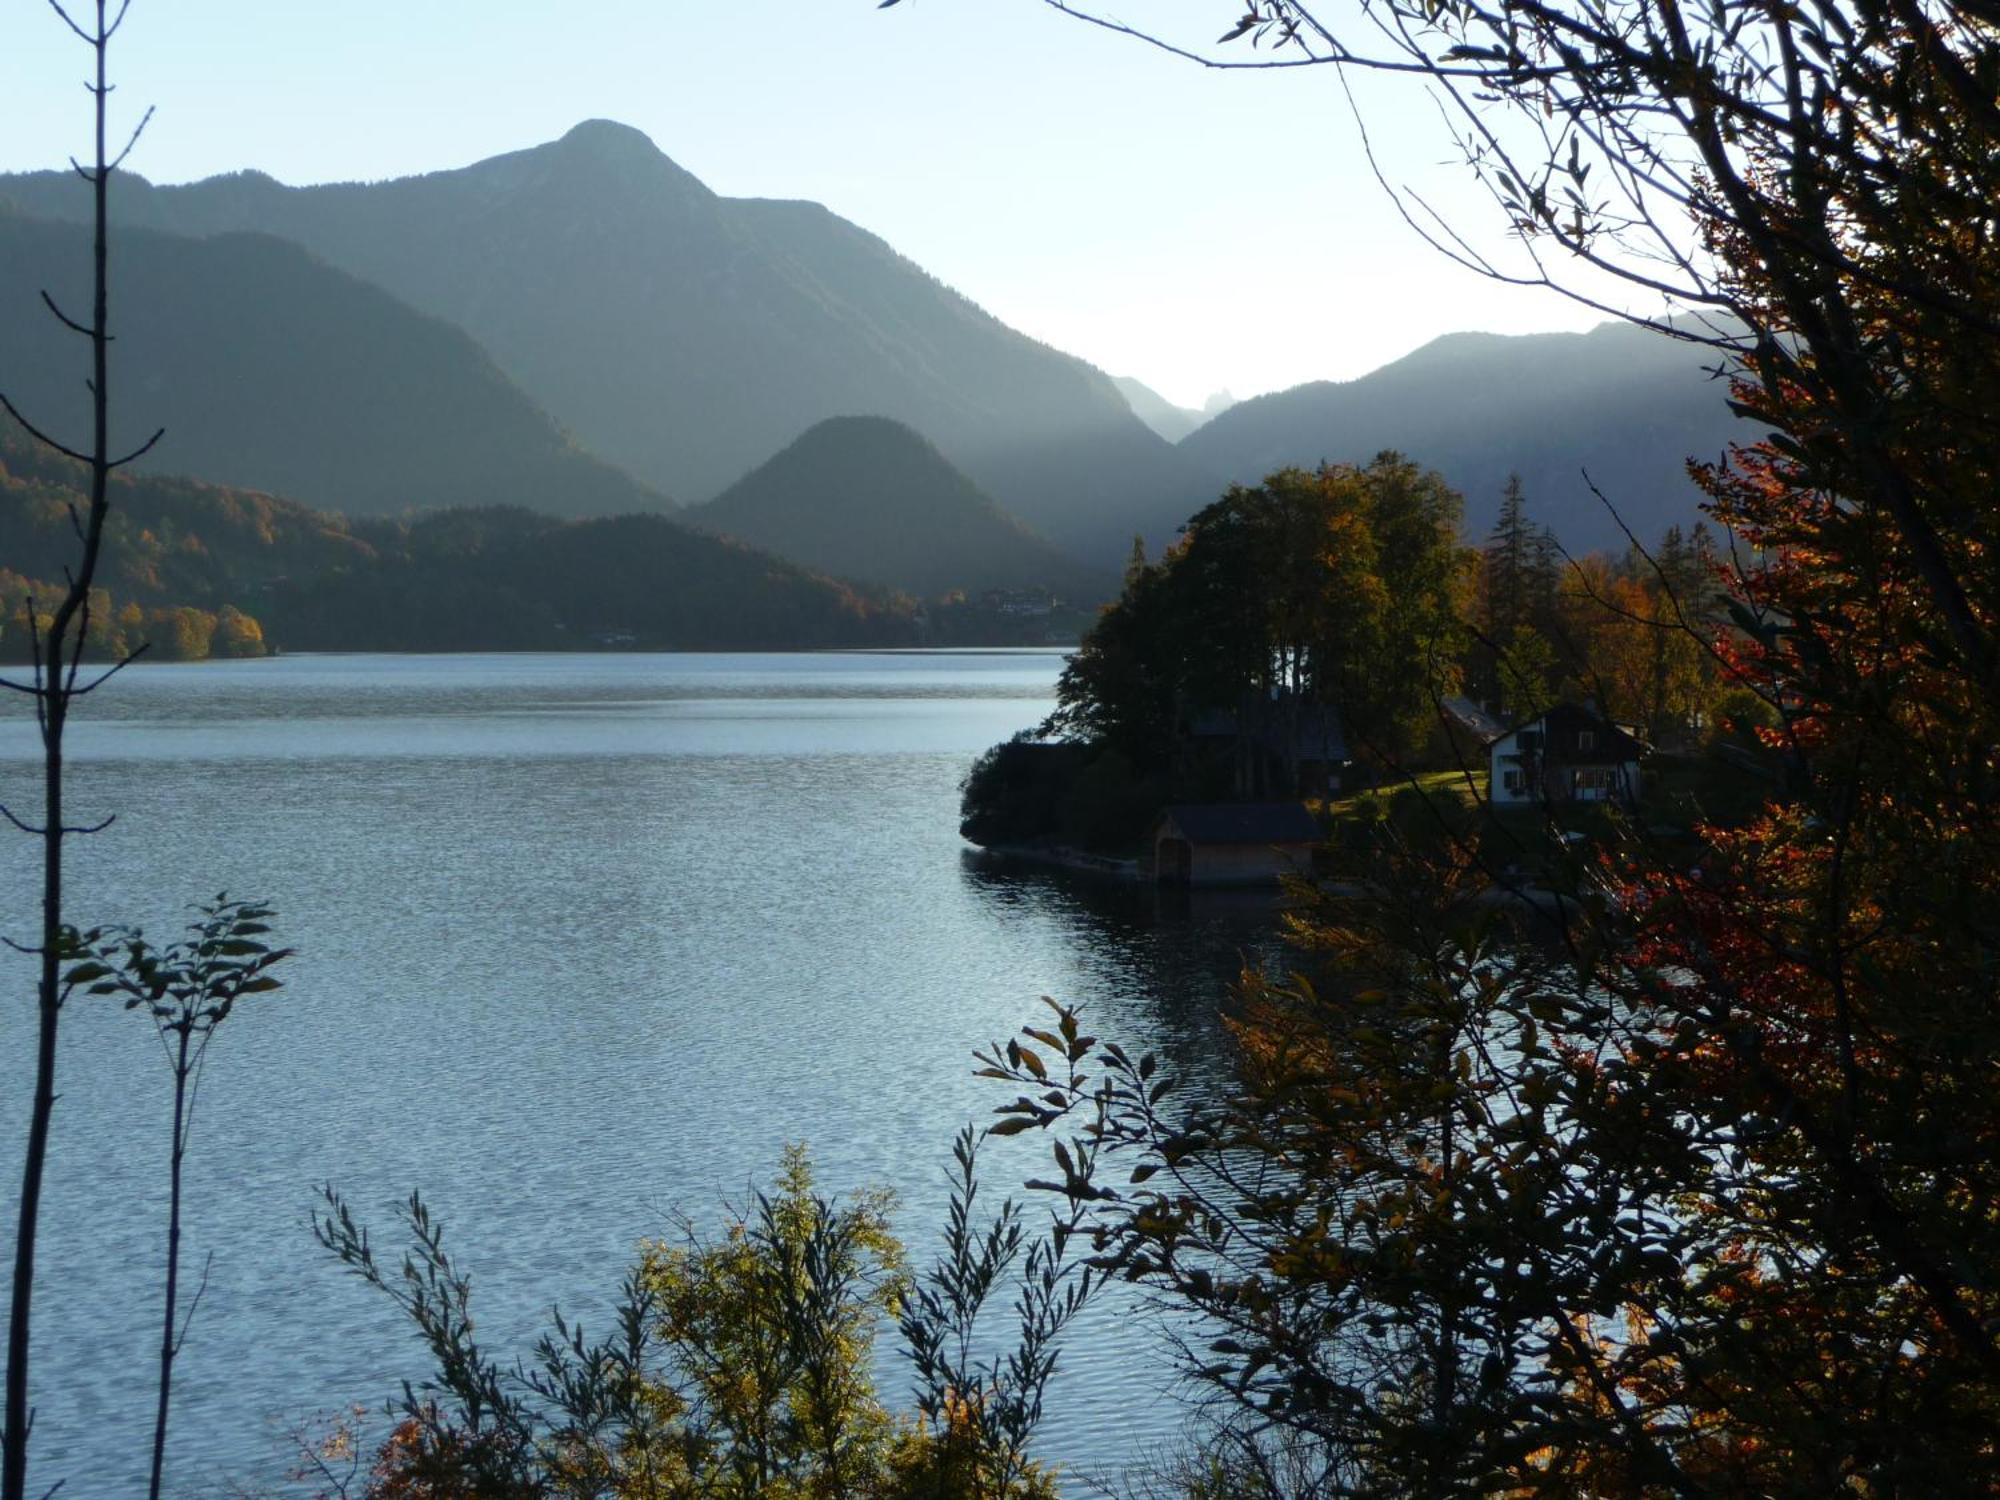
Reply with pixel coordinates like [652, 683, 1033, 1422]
[1504, 770, 1527, 794]
[1518, 729, 1543, 751]
[1577, 730, 1596, 752]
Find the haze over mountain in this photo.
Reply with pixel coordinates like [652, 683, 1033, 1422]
[1112, 377, 1237, 444]
[0, 206, 669, 520]
[690, 417, 1111, 601]
[0, 121, 1210, 566]
[1180, 321, 1751, 550]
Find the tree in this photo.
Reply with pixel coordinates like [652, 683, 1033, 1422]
[1045, 456, 1471, 773]
[915, 0, 2000, 1485]
[963, 5, 2000, 1480]
[70, 897, 291, 1500]
[316, 1142, 1079, 1499]
[1478, 479, 1557, 644]
[0, 6, 163, 1496]
[1471, 477, 1563, 713]
[1001, 0, 1999, 694]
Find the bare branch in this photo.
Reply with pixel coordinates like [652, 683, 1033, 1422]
[36, 292, 92, 339]
[0, 396, 90, 466]
[169, 1254, 214, 1358]
[108, 104, 155, 172]
[107, 428, 165, 470]
[70, 645, 148, 696]
[0, 806, 48, 838]
[42, 0, 90, 44]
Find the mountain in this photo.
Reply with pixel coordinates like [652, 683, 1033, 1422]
[0, 206, 670, 520]
[1113, 376, 1206, 443]
[690, 417, 1110, 600]
[1112, 377, 1236, 443]
[1178, 322, 1752, 550]
[0, 417, 914, 652]
[0, 122, 1211, 565]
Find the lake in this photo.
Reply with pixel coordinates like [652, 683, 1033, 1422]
[0, 651, 1289, 1497]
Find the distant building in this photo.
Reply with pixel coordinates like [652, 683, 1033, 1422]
[978, 588, 1057, 618]
[1489, 702, 1646, 806]
[1152, 802, 1322, 886]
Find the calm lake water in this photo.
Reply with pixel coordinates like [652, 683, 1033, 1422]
[0, 651, 1289, 1498]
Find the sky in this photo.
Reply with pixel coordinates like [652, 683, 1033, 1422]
[0, 0, 1637, 408]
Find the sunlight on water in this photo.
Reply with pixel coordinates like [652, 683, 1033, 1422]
[0, 653, 1286, 1497]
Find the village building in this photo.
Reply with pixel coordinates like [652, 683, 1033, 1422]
[1152, 801, 1322, 886]
[1488, 702, 1647, 806]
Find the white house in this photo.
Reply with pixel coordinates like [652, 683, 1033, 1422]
[1489, 703, 1646, 806]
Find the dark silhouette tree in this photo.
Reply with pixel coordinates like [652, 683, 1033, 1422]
[0, 5, 161, 1498]
[968, 0, 1998, 694]
[951, 0, 2000, 1485]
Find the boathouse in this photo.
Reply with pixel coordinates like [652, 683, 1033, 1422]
[1152, 802, 1322, 886]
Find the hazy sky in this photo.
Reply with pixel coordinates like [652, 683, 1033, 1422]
[1, 0, 1634, 406]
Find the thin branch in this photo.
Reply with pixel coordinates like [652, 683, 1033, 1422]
[0, 396, 90, 467]
[0, 807, 47, 838]
[42, 0, 89, 44]
[107, 427, 165, 470]
[36, 292, 92, 340]
[108, 104, 154, 173]
[170, 1253, 213, 1358]
[69, 646, 147, 696]
[1038, 1, 1330, 68]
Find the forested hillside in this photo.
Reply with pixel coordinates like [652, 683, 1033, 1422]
[0, 423, 915, 654]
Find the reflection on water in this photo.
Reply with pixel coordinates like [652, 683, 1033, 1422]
[0, 653, 1296, 1497]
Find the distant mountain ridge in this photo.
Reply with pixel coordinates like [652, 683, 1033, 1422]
[1112, 377, 1236, 443]
[689, 416, 1111, 600]
[0, 205, 671, 520]
[0, 121, 1212, 566]
[1178, 321, 1751, 550]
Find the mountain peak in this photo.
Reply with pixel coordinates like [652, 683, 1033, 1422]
[691, 415, 1105, 599]
[559, 118, 662, 157]
[536, 119, 713, 201]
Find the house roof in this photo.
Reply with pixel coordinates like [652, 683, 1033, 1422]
[1157, 802, 1322, 846]
[1489, 701, 1649, 759]
[1441, 695, 1508, 744]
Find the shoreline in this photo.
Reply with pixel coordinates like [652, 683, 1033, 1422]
[967, 841, 1145, 881]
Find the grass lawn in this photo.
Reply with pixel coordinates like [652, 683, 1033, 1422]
[1317, 752, 1777, 880]
[1322, 768, 1490, 824]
